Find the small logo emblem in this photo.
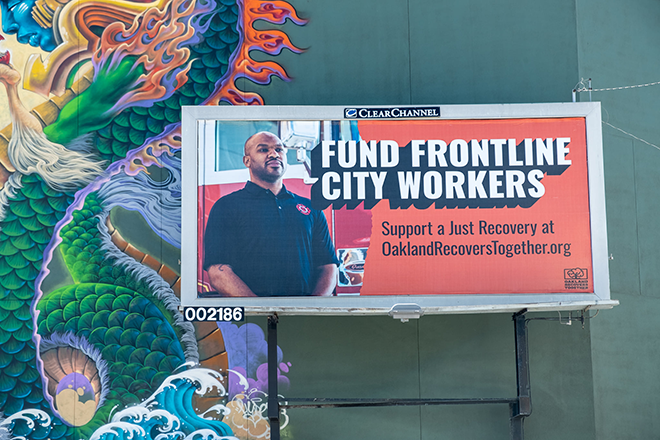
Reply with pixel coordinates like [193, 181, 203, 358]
[345, 108, 358, 118]
[297, 204, 311, 215]
[564, 268, 589, 290]
[564, 268, 588, 279]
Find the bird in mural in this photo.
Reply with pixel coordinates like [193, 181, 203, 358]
[0, 0, 305, 438]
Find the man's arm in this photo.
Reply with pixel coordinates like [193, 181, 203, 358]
[311, 264, 338, 296]
[207, 264, 257, 297]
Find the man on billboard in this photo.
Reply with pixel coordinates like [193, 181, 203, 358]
[203, 131, 340, 297]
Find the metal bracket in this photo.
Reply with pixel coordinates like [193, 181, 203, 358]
[388, 303, 423, 322]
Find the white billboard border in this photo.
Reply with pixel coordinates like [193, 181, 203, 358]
[181, 103, 617, 315]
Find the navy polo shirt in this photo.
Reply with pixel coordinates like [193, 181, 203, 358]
[203, 181, 339, 296]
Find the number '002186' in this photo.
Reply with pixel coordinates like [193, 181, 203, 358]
[182, 307, 244, 322]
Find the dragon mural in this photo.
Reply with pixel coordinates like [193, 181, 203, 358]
[0, 0, 305, 437]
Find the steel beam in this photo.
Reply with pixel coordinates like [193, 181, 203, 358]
[510, 310, 531, 439]
[268, 315, 280, 440]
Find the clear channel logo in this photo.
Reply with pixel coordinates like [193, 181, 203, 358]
[344, 106, 440, 119]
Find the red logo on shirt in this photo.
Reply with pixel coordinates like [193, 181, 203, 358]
[297, 204, 311, 215]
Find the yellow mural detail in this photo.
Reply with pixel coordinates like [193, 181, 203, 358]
[225, 394, 271, 440]
[24, 0, 170, 96]
[55, 387, 97, 426]
[224, 392, 290, 440]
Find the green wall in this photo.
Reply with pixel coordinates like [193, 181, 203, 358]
[576, 1, 660, 438]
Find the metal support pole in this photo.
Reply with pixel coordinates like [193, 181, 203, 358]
[268, 314, 280, 440]
[510, 310, 531, 440]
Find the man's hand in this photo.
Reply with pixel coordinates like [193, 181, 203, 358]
[312, 264, 339, 296]
[207, 264, 257, 297]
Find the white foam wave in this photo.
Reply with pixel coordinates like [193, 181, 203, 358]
[227, 369, 249, 393]
[88, 369, 234, 440]
[110, 407, 181, 432]
[140, 368, 226, 411]
[89, 422, 146, 440]
[201, 404, 231, 418]
[0, 409, 51, 440]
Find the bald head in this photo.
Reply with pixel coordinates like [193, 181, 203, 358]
[242, 131, 287, 190]
[244, 131, 280, 156]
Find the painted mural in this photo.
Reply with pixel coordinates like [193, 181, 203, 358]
[0, 0, 305, 438]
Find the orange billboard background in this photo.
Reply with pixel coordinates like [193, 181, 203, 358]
[355, 118, 593, 295]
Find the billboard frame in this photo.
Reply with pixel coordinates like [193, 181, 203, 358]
[181, 103, 617, 315]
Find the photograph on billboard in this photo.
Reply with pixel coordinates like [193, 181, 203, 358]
[181, 104, 615, 314]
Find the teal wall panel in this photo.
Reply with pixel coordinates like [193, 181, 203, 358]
[576, 0, 660, 438]
[600, 134, 640, 296]
[420, 405, 512, 440]
[634, 140, 660, 298]
[285, 406, 423, 439]
[418, 314, 515, 440]
[524, 319, 596, 439]
[408, 0, 580, 104]
[277, 316, 422, 438]
[278, 316, 421, 399]
[590, 294, 660, 439]
[418, 314, 516, 399]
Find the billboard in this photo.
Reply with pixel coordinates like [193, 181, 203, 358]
[181, 104, 616, 315]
